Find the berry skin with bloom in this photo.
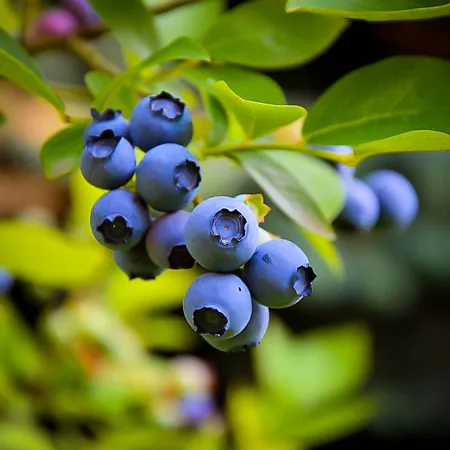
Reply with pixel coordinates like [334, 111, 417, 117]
[184, 196, 259, 272]
[129, 91, 193, 152]
[80, 130, 136, 190]
[146, 211, 195, 270]
[114, 239, 164, 280]
[83, 109, 130, 144]
[34, 8, 80, 38]
[90, 189, 150, 250]
[183, 273, 252, 339]
[339, 178, 380, 231]
[203, 299, 269, 353]
[243, 239, 316, 309]
[136, 143, 201, 212]
[365, 170, 419, 229]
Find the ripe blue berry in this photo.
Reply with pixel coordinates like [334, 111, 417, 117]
[34, 8, 79, 38]
[365, 170, 419, 229]
[184, 196, 259, 272]
[90, 189, 150, 250]
[80, 130, 136, 190]
[83, 108, 130, 144]
[243, 239, 316, 309]
[179, 393, 215, 426]
[146, 211, 195, 269]
[129, 91, 193, 152]
[339, 178, 380, 231]
[136, 143, 201, 212]
[114, 239, 164, 280]
[183, 273, 252, 339]
[203, 299, 269, 353]
[0, 267, 14, 295]
[63, 0, 101, 27]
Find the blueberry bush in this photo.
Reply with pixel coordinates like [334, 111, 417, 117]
[0, 0, 448, 448]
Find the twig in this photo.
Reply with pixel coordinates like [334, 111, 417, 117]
[67, 36, 120, 76]
[25, 0, 200, 54]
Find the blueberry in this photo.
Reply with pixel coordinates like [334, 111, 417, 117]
[63, 0, 101, 27]
[80, 130, 136, 190]
[130, 91, 193, 152]
[243, 239, 316, 309]
[183, 273, 252, 339]
[83, 108, 130, 145]
[136, 143, 201, 212]
[114, 239, 164, 280]
[0, 267, 14, 295]
[146, 211, 195, 269]
[365, 170, 419, 229]
[34, 8, 80, 38]
[338, 178, 380, 231]
[184, 196, 259, 272]
[203, 299, 269, 353]
[90, 189, 150, 250]
[179, 393, 215, 426]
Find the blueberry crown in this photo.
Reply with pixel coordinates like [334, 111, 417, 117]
[90, 108, 122, 122]
[149, 91, 185, 120]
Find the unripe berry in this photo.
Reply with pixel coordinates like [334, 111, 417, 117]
[34, 8, 79, 38]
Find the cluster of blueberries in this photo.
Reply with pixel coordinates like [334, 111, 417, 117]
[33, 0, 100, 39]
[329, 148, 419, 231]
[81, 91, 317, 353]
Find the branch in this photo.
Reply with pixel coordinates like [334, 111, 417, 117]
[25, 0, 200, 54]
[203, 142, 356, 166]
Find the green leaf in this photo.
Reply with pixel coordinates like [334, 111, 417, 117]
[353, 130, 450, 162]
[85, 71, 137, 118]
[184, 64, 285, 104]
[202, 0, 348, 69]
[0, 302, 43, 381]
[40, 125, 85, 179]
[156, 0, 225, 46]
[0, 1, 19, 31]
[209, 81, 305, 139]
[0, 28, 64, 112]
[254, 320, 372, 411]
[293, 395, 377, 446]
[201, 90, 228, 147]
[105, 266, 200, 316]
[93, 37, 209, 111]
[0, 221, 108, 288]
[0, 424, 54, 450]
[303, 56, 450, 146]
[237, 151, 343, 238]
[286, 0, 450, 21]
[89, 0, 158, 62]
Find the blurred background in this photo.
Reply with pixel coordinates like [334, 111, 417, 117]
[0, 0, 449, 448]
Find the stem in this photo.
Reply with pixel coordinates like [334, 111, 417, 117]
[67, 37, 120, 76]
[203, 142, 356, 166]
[143, 59, 202, 85]
[20, 0, 39, 45]
[192, 194, 203, 207]
[25, 0, 201, 54]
